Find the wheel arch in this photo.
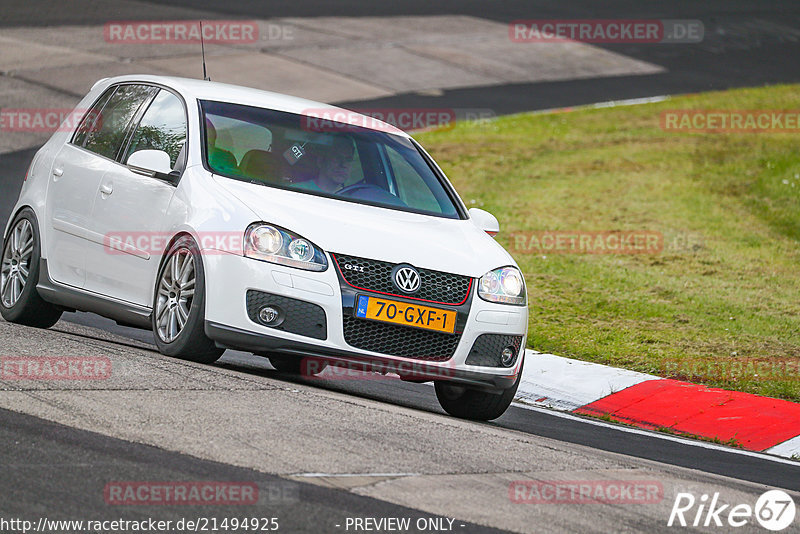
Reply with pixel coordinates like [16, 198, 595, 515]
[4, 205, 40, 244]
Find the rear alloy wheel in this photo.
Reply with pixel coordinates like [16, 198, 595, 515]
[152, 236, 223, 364]
[435, 360, 523, 421]
[0, 210, 62, 328]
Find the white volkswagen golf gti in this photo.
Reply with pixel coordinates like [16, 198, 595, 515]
[2, 75, 528, 420]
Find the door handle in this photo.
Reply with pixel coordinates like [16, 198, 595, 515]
[52, 167, 64, 181]
[100, 183, 113, 196]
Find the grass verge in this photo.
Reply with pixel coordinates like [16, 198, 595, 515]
[417, 84, 800, 401]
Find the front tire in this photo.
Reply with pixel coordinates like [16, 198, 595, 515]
[435, 363, 523, 421]
[0, 209, 62, 328]
[152, 236, 223, 364]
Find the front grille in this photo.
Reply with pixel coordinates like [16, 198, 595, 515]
[465, 334, 524, 367]
[246, 291, 327, 340]
[342, 315, 460, 361]
[333, 253, 472, 305]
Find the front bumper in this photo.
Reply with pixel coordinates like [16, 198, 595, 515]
[205, 321, 519, 391]
[202, 252, 528, 391]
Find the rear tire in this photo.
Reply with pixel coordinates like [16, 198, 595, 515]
[152, 236, 223, 364]
[0, 209, 63, 328]
[435, 359, 523, 421]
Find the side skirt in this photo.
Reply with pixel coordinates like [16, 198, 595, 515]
[36, 259, 152, 330]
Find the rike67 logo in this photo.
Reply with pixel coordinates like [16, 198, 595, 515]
[668, 490, 796, 531]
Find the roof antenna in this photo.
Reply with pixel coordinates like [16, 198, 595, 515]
[199, 21, 210, 81]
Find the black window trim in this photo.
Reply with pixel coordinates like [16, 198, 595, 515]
[116, 87, 159, 163]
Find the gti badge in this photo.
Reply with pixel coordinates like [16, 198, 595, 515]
[393, 265, 421, 293]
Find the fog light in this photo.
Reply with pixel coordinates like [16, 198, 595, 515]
[259, 306, 281, 325]
[500, 346, 516, 367]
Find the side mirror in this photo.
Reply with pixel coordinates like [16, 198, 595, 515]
[469, 208, 500, 237]
[127, 150, 176, 184]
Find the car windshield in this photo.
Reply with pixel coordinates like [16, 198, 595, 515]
[200, 100, 461, 218]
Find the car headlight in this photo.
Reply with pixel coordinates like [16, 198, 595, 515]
[244, 223, 328, 272]
[478, 266, 526, 305]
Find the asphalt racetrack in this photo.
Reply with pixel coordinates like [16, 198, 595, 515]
[2, 1, 800, 532]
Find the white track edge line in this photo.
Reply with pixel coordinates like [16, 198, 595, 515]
[511, 401, 800, 466]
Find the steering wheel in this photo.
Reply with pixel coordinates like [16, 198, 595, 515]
[335, 181, 408, 207]
[336, 182, 382, 196]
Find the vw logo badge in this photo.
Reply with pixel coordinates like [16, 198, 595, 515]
[393, 265, 421, 293]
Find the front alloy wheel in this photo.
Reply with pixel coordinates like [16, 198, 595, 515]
[152, 236, 223, 364]
[155, 248, 195, 343]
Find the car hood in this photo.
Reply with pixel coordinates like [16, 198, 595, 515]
[214, 178, 515, 277]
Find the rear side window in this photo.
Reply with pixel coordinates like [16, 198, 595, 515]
[76, 84, 155, 160]
[124, 89, 187, 170]
[72, 87, 115, 148]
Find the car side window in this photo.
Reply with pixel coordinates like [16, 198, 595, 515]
[72, 87, 116, 148]
[79, 84, 155, 160]
[125, 89, 187, 170]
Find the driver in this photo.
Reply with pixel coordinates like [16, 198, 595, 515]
[294, 136, 355, 193]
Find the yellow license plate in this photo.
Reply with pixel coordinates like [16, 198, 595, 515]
[354, 295, 456, 334]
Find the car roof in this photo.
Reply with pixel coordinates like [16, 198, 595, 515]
[94, 74, 408, 138]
